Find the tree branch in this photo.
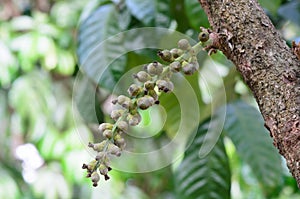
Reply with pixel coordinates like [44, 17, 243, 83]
[198, 0, 300, 187]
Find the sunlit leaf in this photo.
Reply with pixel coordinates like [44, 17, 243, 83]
[0, 167, 20, 199]
[0, 41, 18, 85]
[174, 119, 231, 199]
[221, 101, 283, 188]
[32, 165, 71, 199]
[56, 49, 75, 75]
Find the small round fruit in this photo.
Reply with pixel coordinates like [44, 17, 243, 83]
[134, 71, 151, 83]
[137, 95, 155, 110]
[128, 84, 142, 97]
[170, 61, 182, 72]
[158, 50, 173, 62]
[198, 32, 209, 42]
[170, 48, 183, 58]
[178, 39, 191, 50]
[146, 61, 164, 76]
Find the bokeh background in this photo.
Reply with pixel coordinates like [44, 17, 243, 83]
[1, 0, 300, 198]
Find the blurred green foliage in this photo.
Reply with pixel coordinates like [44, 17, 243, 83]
[1, 0, 300, 198]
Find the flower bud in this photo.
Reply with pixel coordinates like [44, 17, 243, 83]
[182, 60, 199, 75]
[115, 138, 125, 148]
[128, 84, 142, 97]
[117, 121, 128, 132]
[117, 95, 130, 105]
[103, 129, 113, 139]
[95, 152, 106, 161]
[170, 48, 183, 58]
[148, 89, 158, 101]
[88, 141, 106, 152]
[108, 143, 121, 157]
[178, 39, 191, 51]
[99, 164, 108, 175]
[91, 172, 100, 186]
[156, 79, 174, 93]
[98, 123, 113, 133]
[127, 113, 142, 126]
[144, 81, 155, 90]
[137, 95, 155, 110]
[158, 50, 173, 62]
[110, 109, 124, 121]
[146, 61, 163, 76]
[87, 160, 97, 171]
[134, 71, 152, 83]
[170, 61, 181, 72]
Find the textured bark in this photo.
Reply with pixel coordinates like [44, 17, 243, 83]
[198, 0, 300, 186]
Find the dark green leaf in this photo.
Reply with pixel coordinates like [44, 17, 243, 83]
[73, 72, 103, 124]
[174, 119, 231, 199]
[125, 0, 155, 25]
[259, 0, 282, 16]
[221, 101, 283, 188]
[125, 0, 170, 26]
[77, 4, 129, 90]
[184, 0, 209, 30]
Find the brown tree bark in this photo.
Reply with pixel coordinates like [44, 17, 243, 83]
[198, 0, 300, 187]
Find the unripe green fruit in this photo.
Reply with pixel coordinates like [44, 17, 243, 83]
[156, 79, 174, 93]
[144, 81, 155, 90]
[147, 61, 163, 76]
[117, 95, 130, 105]
[110, 109, 124, 121]
[128, 84, 142, 97]
[115, 137, 126, 149]
[170, 61, 182, 72]
[158, 50, 173, 62]
[87, 159, 97, 170]
[103, 129, 113, 139]
[148, 89, 158, 101]
[98, 123, 113, 133]
[170, 48, 183, 58]
[134, 71, 151, 83]
[127, 113, 142, 126]
[117, 121, 128, 132]
[89, 141, 106, 152]
[108, 143, 121, 157]
[198, 32, 209, 42]
[182, 63, 197, 75]
[99, 164, 108, 175]
[137, 95, 155, 110]
[178, 39, 191, 50]
[95, 152, 106, 161]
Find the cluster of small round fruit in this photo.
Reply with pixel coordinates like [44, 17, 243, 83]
[82, 31, 209, 187]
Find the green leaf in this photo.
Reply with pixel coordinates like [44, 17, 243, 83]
[126, 0, 155, 25]
[77, 4, 129, 90]
[278, 1, 300, 26]
[184, 0, 210, 30]
[174, 119, 231, 199]
[125, 0, 171, 26]
[9, 71, 53, 141]
[221, 101, 283, 188]
[73, 72, 103, 124]
[259, 0, 282, 16]
[0, 167, 20, 199]
[155, 0, 171, 27]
